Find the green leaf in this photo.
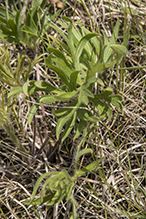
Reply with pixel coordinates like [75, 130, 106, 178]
[39, 95, 57, 104]
[28, 95, 57, 124]
[102, 31, 109, 46]
[40, 0, 48, 10]
[46, 190, 64, 207]
[27, 193, 55, 206]
[48, 47, 73, 76]
[55, 107, 72, 117]
[74, 119, 87, 139]
[31, 54, 44, 67]
[110, 99, 123, 112]
[22, 81, 30, 96]
[0, 15, 7, 25]
[94, 87, 113, 99]
[0, 24, 12, 35]
[0, 64, 15, 81]
[84, 89, 94, 98]
[76, 148, 93, 162]
[83, 77, 104, 89]
[66, 182, 74, 201]
[0, 6, 14, 19]
[45, 54, 69, 87]
[49, 22, 69, 44]
[78, 89, 89, 105]
[34, 81, 62, 94]
[80, 25, 100, 56]
[90, 97, 110, 119]
[15, 10, 22, 29]
[109, 19, 120, 45]
[74, 158, 104, 179]
[62, 111, 77, 142]
[105, 105, 112, 119]
[31, 171, 56, 200]
[110, 44, 127, 58]
[55, 99, 78, 117]
[103, 19, 120, 62]
[28, 102, 39, 124]
[75, 33, 98, 69]
[54, 90, 78, 101]
[56, 109, 75, 139]
[8, 87, 23, 98]
[110, 94, 123, 102]
[77, 107, 99, 123]
[66, 17, 75, 59]
[87, 62, 105, 80]
[69, 70, 80, 91]
[48, 36, 71, 55]
[8, 19, 17, 35]
[15, 54, 27, 81]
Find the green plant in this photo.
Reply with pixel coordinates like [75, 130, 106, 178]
[10, 16, 127, 142]
[0, 0, 61, 47]
[25, 137, 104, 219]
[0, 43, 43, 153]
[18, 16, 127, 217]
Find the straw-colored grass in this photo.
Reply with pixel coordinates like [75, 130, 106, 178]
[0, 0, 146, 218]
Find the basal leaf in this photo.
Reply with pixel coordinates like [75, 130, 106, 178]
[106, 106, 112, 119]
[102, 30, 109, 46]
[26, 193, 55, 206]
[0, 6, 14, 19]
[103, 44, 113, 63]
[48, 36, 71, 55]
[110, 94, 123, 102]
[84, 89, 94, 98]
[31, 54, 44, 67]
[66, 18, 75, 59]
[80, 25, 100, 56]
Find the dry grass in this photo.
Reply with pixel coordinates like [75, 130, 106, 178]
[0, 0, 146, 218]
